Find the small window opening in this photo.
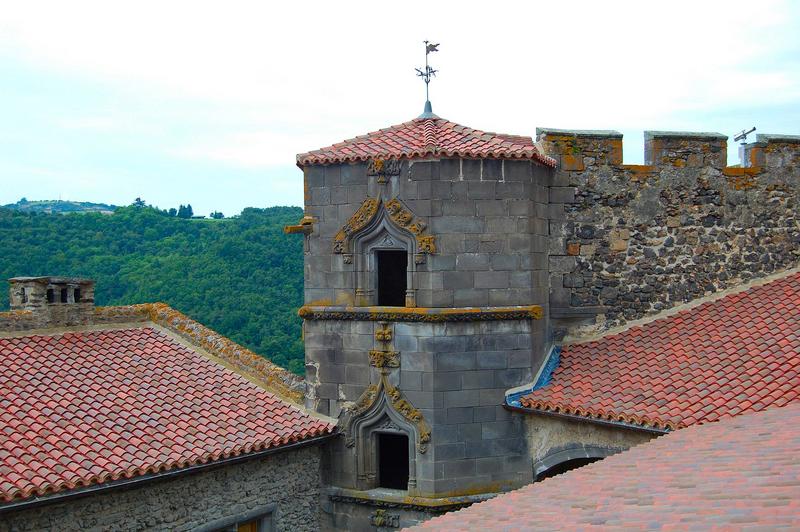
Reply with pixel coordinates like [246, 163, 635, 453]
[74, 287, 81, 303]
[377, 250, 407, 306]
[60, 288, 68, 303]
[378, 432, 409, 490]
[20, 288, 28, 304]
[46, 289, 55, 304]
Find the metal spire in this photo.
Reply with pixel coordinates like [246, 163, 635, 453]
[416, 41, 439, 118]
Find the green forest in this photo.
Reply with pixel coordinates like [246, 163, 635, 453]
[0, 205, 306, 374]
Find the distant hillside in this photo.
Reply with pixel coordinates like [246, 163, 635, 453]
[0, 205, 306, 374]
[3, 198, 118, 214]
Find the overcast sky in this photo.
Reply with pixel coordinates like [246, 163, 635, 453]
[1, 1, 798, 216]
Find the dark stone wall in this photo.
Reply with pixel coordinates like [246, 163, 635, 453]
[538, 129, 800, 335]
[0, 444, 324, 532]
[301, 158, 552, 309]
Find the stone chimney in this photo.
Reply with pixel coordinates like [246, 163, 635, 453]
[8, 277, 95, 328]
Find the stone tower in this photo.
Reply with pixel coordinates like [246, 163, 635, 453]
[288, 110, 555, 528]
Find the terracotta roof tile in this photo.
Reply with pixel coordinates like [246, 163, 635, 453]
[296, 117, 556, 167]
[520, 271, 800, 430]
[0, 327, 333, 503]
[410, 403, 800, 530]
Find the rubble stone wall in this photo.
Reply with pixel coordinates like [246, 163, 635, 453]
[538, 129, 800, 336]
[0, 444, 324, 532]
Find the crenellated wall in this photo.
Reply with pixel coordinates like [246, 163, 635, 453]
[538, 128, 800, 337]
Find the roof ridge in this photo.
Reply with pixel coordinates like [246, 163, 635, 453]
[422, 117, 438, 151]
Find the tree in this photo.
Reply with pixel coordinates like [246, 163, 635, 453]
[185, 204, 194, 218]
[177, 204, 193, 218]
[0, 205, 306, 374]
[210, 211, 224, 219]
[168, 208, 177, 217]
[132, 197, 146, 208]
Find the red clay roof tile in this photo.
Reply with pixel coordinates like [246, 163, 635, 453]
[0, 327, 332, 503]
[411, 403, 800, 530]
[296, 117, 556, 167]
[520, 271, 800, 430]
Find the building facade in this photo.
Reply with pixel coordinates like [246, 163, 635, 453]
[289, 112, 800, 529]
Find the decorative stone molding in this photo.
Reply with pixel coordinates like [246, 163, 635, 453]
[327, 486, 498, 513]
[299, 305, 544, 322]
[368, 350, 400, 368]
[343, 373, 431, 454]
[333, 198, 381, 254]
[370, 509, 400, 528]
[375, 323, 392, 343]
[332, 196, 435, 258]
[367, 158, 402, 184]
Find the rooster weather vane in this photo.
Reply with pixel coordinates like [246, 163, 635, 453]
[416, 41, 439, 117]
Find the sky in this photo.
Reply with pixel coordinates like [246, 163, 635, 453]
[1, 1, 798, 216]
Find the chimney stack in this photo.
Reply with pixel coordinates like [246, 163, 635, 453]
[8, 277, 95, 328]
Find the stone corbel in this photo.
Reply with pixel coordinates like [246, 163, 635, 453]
[283, 215, 316, 235]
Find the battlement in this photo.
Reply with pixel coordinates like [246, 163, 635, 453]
[536, 128, 800, 173]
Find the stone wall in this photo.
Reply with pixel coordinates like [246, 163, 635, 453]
[0, 444, 324, 532]
[2, 277, 95, 330]
[539, 129, 800, 336]
[522, 412, 654, 478]
[308, 317, 535, 498]
[301, 158, 552, 310]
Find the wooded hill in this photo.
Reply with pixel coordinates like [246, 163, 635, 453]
[0, 205, 306, 374]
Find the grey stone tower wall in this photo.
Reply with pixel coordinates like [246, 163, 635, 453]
[314, 318, 534, 496]
[299, 156, 553, 510]
[302, 158, 551, 309]
[538, 129, 800, 337]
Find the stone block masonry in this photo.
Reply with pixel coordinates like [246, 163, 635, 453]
[538, 128, 800, 336]
[309, 317, 537, 501]
[300, 157, 552, 310]
[0, 444, 325, 532]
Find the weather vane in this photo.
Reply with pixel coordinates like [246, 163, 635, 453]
[415, 40, 439, 117]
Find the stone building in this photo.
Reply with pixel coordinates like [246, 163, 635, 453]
[288, 105, 800, 528]
[0, 277, 334, 532]
[1, 106, 798, 531]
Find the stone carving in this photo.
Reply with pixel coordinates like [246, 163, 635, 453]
[407, 220, 427, 235]
[375, 323, 392, 343]
[344, 374, 431, 453]
[367, 158, 402, 184]
[417, 236, 436, 254]
[369, 349, 400, 368]
[378, 234, 395, 247]
[299, 305, 544, 322]
[333, 198, 381, 254]
[331, 196, 437, 258]
[370, 509, 400, 528]
[375, 417, 402, 432]
[350, 384, 380, 421]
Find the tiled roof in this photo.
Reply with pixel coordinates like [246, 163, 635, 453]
[520, 271, 800, 430]
[0, 327, 332, 502]
[410, 403, 800, 530]
[296, 117, 556, 167]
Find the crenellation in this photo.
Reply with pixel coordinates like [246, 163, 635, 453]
[536, 128, 623, 171]
[644, 131, 728, 169]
